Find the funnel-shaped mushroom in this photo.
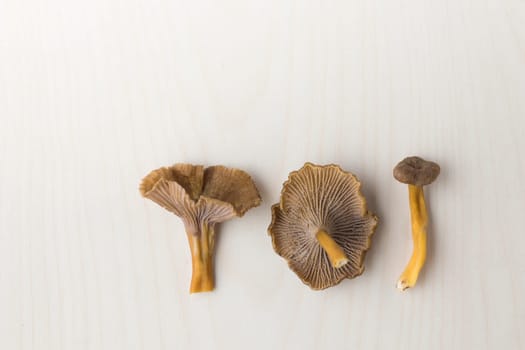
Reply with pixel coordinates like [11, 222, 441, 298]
[268, 163, 378, 290]
[140, 164, 261, 293]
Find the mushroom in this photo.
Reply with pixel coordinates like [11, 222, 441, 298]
[393, 156, 440, 291]
[140, 164, 261, 293]
[268, 163, 378, 290]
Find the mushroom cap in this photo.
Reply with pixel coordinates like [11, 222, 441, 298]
[140, 164, 261, 234]
[393, 156, 440, 186]
[268, 163, 378, 290]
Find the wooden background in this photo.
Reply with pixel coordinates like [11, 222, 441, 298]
[1, 0, 524, 349]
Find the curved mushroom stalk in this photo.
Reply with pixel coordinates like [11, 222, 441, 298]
[397, 185, 428, 290]
[393, 156, 439, 291]
[140, 164, 261, 293]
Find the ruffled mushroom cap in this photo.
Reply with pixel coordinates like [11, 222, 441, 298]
[393, 156, 440, 186]
[268, 163, 378, 290]
[140, 163, 261, 293]
[140, 164, 261, 235]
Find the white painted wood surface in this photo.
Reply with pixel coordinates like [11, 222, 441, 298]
[1, 0, 524, 349]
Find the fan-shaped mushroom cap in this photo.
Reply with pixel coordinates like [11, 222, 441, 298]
[268, 163, 378, 290]
[140, 164, 261, 234]
[393, 156, 440, 186]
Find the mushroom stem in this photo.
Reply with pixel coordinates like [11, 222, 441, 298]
[187, 223, 215, 293]
[397, 184, 428, 291]
[316, 230, 349, 268]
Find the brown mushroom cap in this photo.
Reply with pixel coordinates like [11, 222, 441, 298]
[268, 163, 378, 290]
[393, 156, 440, 186]
[140, 164, 261, 235]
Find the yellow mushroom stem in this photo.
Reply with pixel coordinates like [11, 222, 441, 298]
[187, 223, 215, 293]
[316, 229, 349, 268]
[397, 184, 428, 291]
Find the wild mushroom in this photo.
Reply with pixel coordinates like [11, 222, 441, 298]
[140, 164, 261, 293]
[393, 156, 440, 291]
[268, 163, 378, 290]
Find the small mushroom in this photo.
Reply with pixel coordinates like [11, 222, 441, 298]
[140, 164, 261, 293]
[268, 163, 378, 290]
[393, 156, 440, 291]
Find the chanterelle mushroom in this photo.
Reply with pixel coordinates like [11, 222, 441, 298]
[268, 163, 378, 290]
[393, 156, 440, 291]
[140, 164, 261, 293]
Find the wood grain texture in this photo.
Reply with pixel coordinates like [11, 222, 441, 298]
[1, 0, 524, 349]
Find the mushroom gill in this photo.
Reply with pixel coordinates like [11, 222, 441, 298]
[140, 164, 261, 293]
[268, 163, 378, 290]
